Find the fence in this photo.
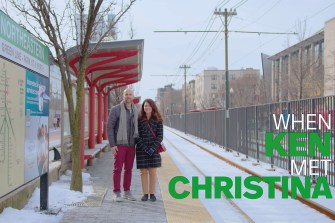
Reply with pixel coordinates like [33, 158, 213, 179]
[166, 96, 335, 186]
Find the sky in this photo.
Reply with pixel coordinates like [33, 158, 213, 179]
[115, 0, 335, 101]
[1, 128, 335, 222]
[2, 0, 334, 101]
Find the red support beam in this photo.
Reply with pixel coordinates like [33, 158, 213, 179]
[81, 89, 85, 168]
[88, 86, 96, 149]
[97, 91, 103, 144]
[103, 94, 108, 140]
[69, 50, 138, 79]
[91, 65, 138, 86]
[96, 73, 138, 89]
[85, 51, 138, 76]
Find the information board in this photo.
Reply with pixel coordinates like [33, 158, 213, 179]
[0, 10, 49, 198]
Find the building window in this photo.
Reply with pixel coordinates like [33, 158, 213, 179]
[303, 46, 310, 65]
[211, 84, 217, 89]
[291, 50, 298, 62]
[321, 41, 324, 65]
[211, 74, 217, 80]
[276, 60, 280, 75]
[314, 41, 324, 65]
[314, 43, 319, 64]
[282, 56, 288, 74]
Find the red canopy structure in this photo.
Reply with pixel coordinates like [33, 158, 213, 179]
[66, 40, 144, 167]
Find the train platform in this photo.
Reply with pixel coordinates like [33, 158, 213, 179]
[59, 131, 214, 223]
[59, 127, 335, 223]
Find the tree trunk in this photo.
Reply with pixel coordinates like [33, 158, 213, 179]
[70, 59, 86, 192]
[70, 116, 82, 191]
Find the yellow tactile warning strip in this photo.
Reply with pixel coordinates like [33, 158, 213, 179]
[157, 151, 215, 223]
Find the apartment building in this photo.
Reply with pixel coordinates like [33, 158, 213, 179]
[269, 17, 335, 101]
[193, 68, 260, 109]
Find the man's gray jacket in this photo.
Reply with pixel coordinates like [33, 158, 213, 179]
[107, 103, 136, 147]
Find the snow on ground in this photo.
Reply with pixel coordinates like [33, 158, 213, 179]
[0, 170, 93, 223]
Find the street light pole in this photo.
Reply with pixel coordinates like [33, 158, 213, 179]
[214, 8, 237, 151]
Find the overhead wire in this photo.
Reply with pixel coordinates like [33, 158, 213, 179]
[231, 1, 335, 66]
[190, 23, 224, 66]
[170, 0, 231, 87]
[168, 0, 251, 88]
[237, 0, 281, 30]
[167, 0, 228, 87]
[189, 1, 238, 70]
[181, 0, 230, 65]
[217, 0, 232, 8]
[231, 0, 248, 9]
[182, 2, 229, 65]
[182, 17, 218, 65]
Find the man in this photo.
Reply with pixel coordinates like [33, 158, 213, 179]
[107, 88, 138, 202]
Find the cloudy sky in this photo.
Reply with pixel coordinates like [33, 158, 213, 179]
[3, 0, 334, 101]
[116, 0, 335, 100]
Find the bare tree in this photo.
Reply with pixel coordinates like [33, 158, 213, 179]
[286, 19, 323, 100]
[109, 86, 124, 105]
[157, 86, 182, 116]
[323, 50, 335, 96]
[229, 73, 260, 107]
[258, 77, 272, 104]
[3, 0, 136, 192]
[128, 13, 135, 39]
[108, 84, 139, 106]
[283, 34, 291, 48]
[210, 73, 260, 108]
[196, 95, 210, 110]
[288, 45, 323, 100]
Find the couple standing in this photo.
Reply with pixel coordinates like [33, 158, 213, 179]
[107, 88, 163, 202]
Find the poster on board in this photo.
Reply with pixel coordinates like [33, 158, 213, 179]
[24, 70, 49, 182]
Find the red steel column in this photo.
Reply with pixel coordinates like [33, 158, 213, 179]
[97, 91, 103, 144]
[88, 86, 95, 148]
[103, 94, 108, 140]
[81, 89, 85, 168]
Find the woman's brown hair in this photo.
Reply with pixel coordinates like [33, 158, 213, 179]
[139, 98, 163, 122]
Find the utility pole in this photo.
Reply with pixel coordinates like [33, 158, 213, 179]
[179, 65, 191, 134]
[155, 9, 296, 149]
[214, 8, 237, 151]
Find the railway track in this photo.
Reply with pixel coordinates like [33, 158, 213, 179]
[165, 128, 335, 222]
[165, 136, 255, 223]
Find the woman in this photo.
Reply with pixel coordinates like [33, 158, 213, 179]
[136, 99, 163, 202]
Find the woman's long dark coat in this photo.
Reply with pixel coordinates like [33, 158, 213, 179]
[135, 118, 163, 169]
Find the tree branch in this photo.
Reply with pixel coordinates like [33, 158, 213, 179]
[89, 0, 136, 54]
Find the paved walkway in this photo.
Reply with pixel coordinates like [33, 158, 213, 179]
[60, 149, 167, 223]
[60, 133, 215, 223]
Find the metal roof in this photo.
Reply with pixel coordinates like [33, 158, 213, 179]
[67, 39, 144, 93]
